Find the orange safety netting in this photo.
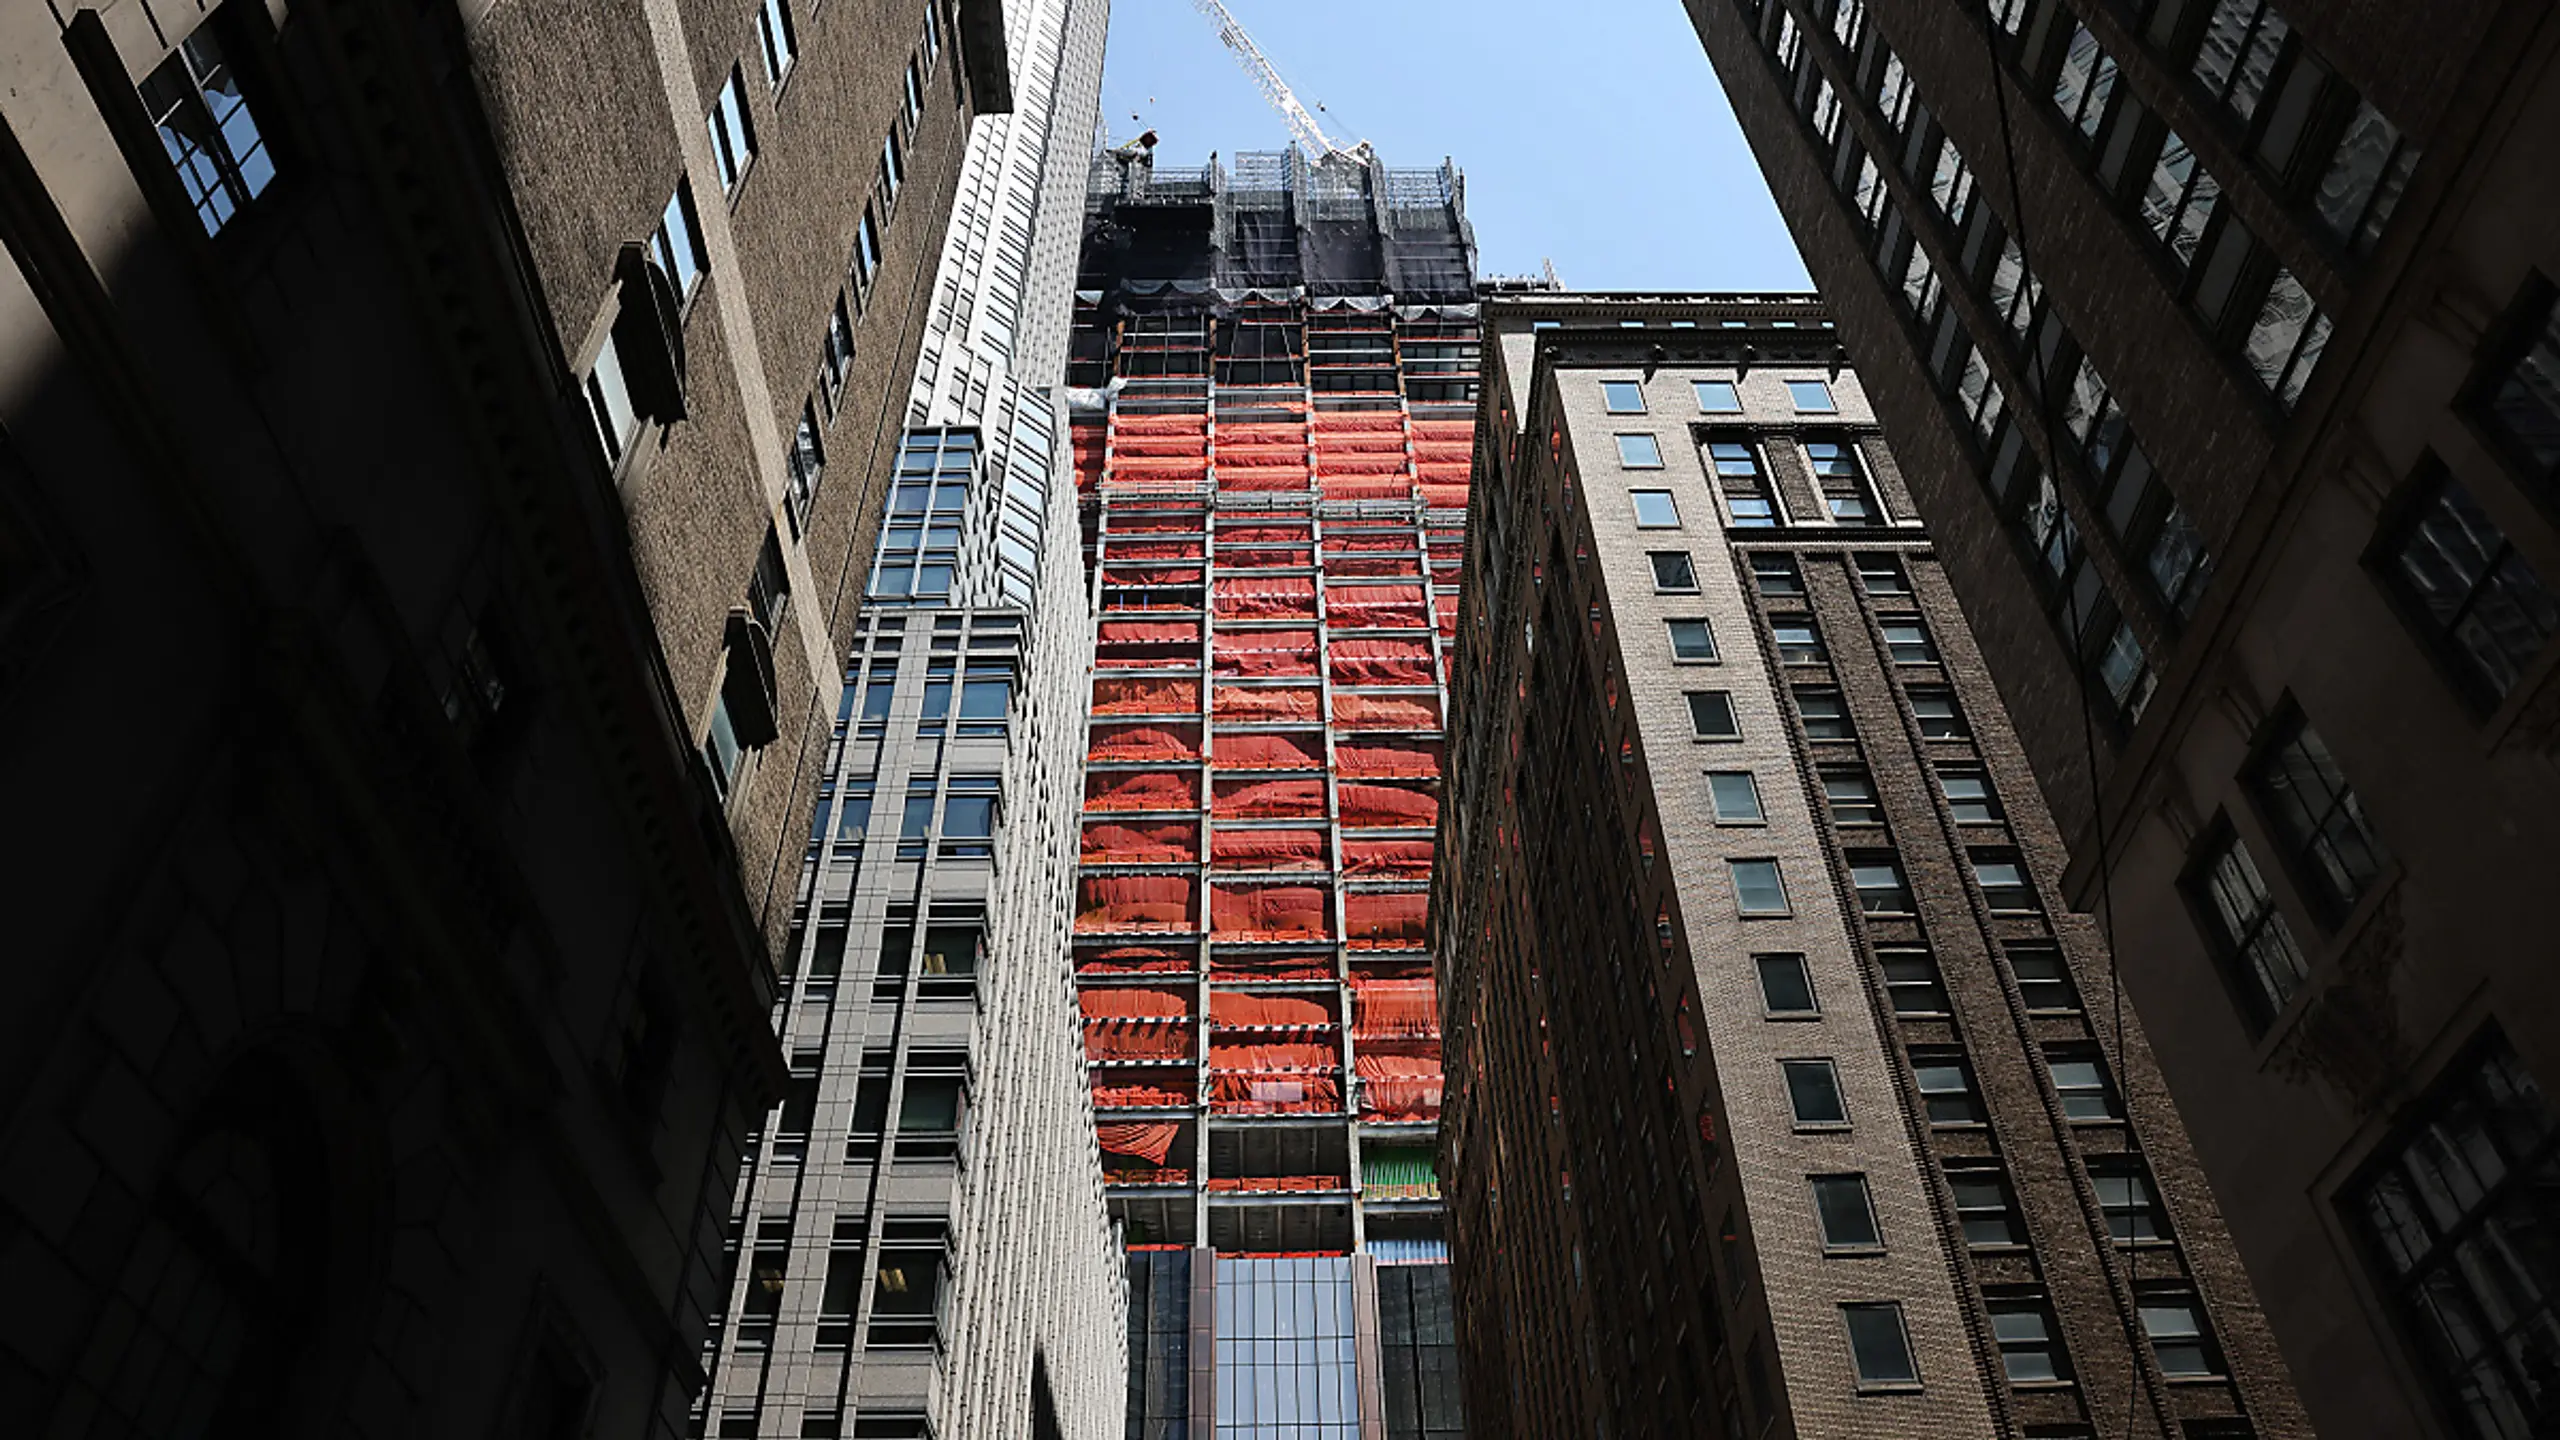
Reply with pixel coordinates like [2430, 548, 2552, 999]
[1105, 539, 1205, 561]
[1210, 1075, 1342, 1114]
[1212, 777, 1326, 819]
[1209, 827, 1327, 870]
[1350, 977, 1440, 1039]
[1329, 532, 1417, 552]
[1336, 739, 1442, 779]
[1103, 565, 1204, 589]
[1081, 987, 1192, 1019]
[1221, 547, 1316, 568]
[1319, 477, 1413, 502]
[1112, 457, 1210, 480]
[1344, 891, 1429, 949]
[1107, 1166, 1194, 1186]
[1089, 724, 1201, 762]
[1082, 820, 1198, 865]
[1356, 1054, 1444, 1121]
[1114, 433, 1209, 457]
[1434, 595, 1462, 635]
[1096, 621, 1200, 667]
[1331, 638, 1437, 686]
[1218, 465, 1310, 493]
[1214, 577, 1318, 617]
[1333, 693, 1440, 731]
[1209, 992, 1333, 1028]
[1113, 414, 1209, 436]
[1313, 412, 1406, 432]
[1214, 685, 1320, 722]
[1326, 586, 1430, 628]
[1204, 1176, 1346, 1193]
[1097, 1121, 1183, 1163]
[1210, 952, 1337, 981]
[1211, 630, 1318, 676]
[1420, 484, 1472, 510]
[1114, 512, 1203, 533]
[1412, 437, 1472, 463]
[1314, 451, 1409, 475]
[1210, 884, 1332, 940]
[1218, 523, 1312, 544]
[1339, 783, 1439, 830]
[1086, 1020, 1193, 1061]
[1213, 731, 1324, 771]
[1093, 677, 1201, 717]
[1342, 838, 1434, 878]
[1075, 875, 1197, 932]
[1085, 770, 1198, 812]
[1094, 1079, 1194, 1107]
[1326, 553, 1424, 578]
[1078, 945, 1191, 975]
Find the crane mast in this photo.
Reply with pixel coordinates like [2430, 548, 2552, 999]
[1187, 0, 1364, 161]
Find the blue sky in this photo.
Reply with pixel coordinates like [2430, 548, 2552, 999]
[1096, 0, 1811, 292]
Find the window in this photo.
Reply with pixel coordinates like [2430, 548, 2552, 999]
[138, 29, 276, 237]
[1820, 769, 1881, 826]
[1751, 552, 1804, 597]
[1972, 854, 2036, 912]
[1773, 617, 1827, 664]
[2046, 1047, 2122, 1122]
[1731, 859, 1790, 916]
[903, 58, 925, 127]
[1755, 953, 1817, 1015]
[2476, 282, 2560, 485]
[2245, 269, 2332, 411]
[853, 207, 884, 290]
[1667, 618, 1718, 661]
[1849, 853, 1913, 915]
[941, 776, 999, 858]
[2381, 471, 2559, 706]
[897, 786, 935, 858]
[1912, 1051, 1982, 1125]
[1910, 688, 1967, 738]
[709, 68, 756, 193]
[757, 0, 797, 86]
[2090, 1156, 2171, 1245]
[1881, 619, 1937, 664]
[653, 180, 709, 300]
[1841, 1304, 1919, 1388]
[1694, 380, 1743, 413]
[1948, 1163, 2025, 1247]
[957, 669, 1012, 736]
[2147, 503, 2215, 618]
[1939, 768, 2000, 823]
[1811, 1175, 1883, 1251]
[2009, 947, 2079, 1013]
[2193, 0, 2287, 124]
[1856, 554, 1909, 594]
[1781, 1059, 1847, 1127]
[1795, 686, 1853, 740]
[1989, 1294, 2071, 1384]
[787, 402, 825, 522]
[2095, 617, 2158, 724]
[1650, 551, 1699, 591]
[1602, 380, 1646, 413]
[2053, 22, 2120, 142]
[586, 333, 639, 465]
[1787, 379, 1837, 413]
[2140, 1293, 2221, 1378]
[2317, 99, 2418, 255]
[880, 131, 905, 207]
[1709, 771, 1765, 824]
[1687, 690, 1741, 740]
[823, 297, 856, 405]
[1632, 490, 1680, 528]
[2187, 827, 2310, 1026]
[1882, 949, 1950, 1017]
[704, 694, 743, 798]
[2354, 1035, 2560, 1435]
[2249, 710, 2388, 920]
[2138, 131, 2221, 274]
[870, 1224, 948, 1347]
[1617, 433, 1665, 468]
[1710, 442, 1778, 527]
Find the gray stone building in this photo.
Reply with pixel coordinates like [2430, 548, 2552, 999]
[1437, 294, 2307, 1439]
[1684, 2, 2560, 1436]
[690, 0, 1127, 1435]
[0, 0, 1002, 1434]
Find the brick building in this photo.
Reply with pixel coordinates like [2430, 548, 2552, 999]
[1436, 293, 2307, 1439]
[1682, 1, 2560, 1436]
[0, 0, 1002, 1434]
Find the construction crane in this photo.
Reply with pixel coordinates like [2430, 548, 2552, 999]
[1187, 0, 1371, 163]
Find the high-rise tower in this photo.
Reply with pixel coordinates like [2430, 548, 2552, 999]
[1683, 3, 2560, 1437]
[1065, 145, 1473, 1440]
[1440, 293, 2308, 1439]
[691, 2, 1124, 1438]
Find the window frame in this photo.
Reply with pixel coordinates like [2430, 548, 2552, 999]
[1810, 1173, 1885, 1253]
[1601, 379, 1648, 414]
[1616, 432, 1666, 469]
[1687, 689, 1742, 741]
[2367, 461, 2560, 712]
[1780, 1057, 1850, 1129]
[1631, 489, 1682, 528]
[1787, 378, 1840, 413]
[1840, 1302, 1922, 1390]
[1649, 550, 1701, 593]
[1694, 379, 1744, 413]
[1755, 952, 1819, 1017]
[1731, 858, 1792, 917]
[2245, 706, 2389, 925]
[1666, 617, 1719, 662]
[708, 66, 757, 195]
[1708, 770, 1767, 826]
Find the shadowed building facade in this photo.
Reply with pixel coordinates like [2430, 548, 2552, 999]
[0, 0, 1002, 1434]
[1683, 2, 2560, 1437]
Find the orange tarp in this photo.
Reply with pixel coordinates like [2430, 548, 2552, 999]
[1078, 945, 1191, 975]
[1328, 532, 1417, 552]
[1210, 953, 1336, 981]
[1097, 1122, 1183, 1164]
[1344, 891, 1429, 949]
[1330, 638, 1437, 686]
[1210, 883, 1332, 941]
[1209, 992, 1332, 1028]
[1211, 630, 1318, 676]
[1089, 724, 1200, 762]
[1212, 777, 1325, 819]
[1103, 566, 1203, 588]
[1085, 770, 1198, 812]
[1327, 586, 1429, 628]
[1214, 577, 1318, 617]
[1086, 1020, 1192, 1061]
[1342, 838, 1434, 878]
[1214, 686, 1320, 722]
[1208, 1075, 1342, 1113]
[1218, 466, 1310, 492]
[1203, 1176, 1345, 1193]
[1106, 540, 1205, 562]
[1351, 977, 1440, 1039]
[1336, 739, 1441, 779]
[1081, 987, 1191, 1019]
[1093, 677, 1200, 717]
[1217, 523, 1312, 544]
[1338, 783, 1439, 830]
[1081, 821, 1197, 865]
[1075, 875, 1197, 932]
[1094, 1080, 1193, 1108]
[1099, 620, 1199, 646]
[1356, 1054, 1444, 1121]
[1209, 828, 1326, 870]
[1326, 554, 1423, 578]
[1420, 484, 1471, 510]
[1213, 731, 1324, 771]
[1313, 412, 1405, 431]
[1333, 693, 1439, 731]
[1113, 512, 1202, 533]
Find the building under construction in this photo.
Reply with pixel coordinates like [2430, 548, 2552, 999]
[1064, 144, 1473, 1439]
